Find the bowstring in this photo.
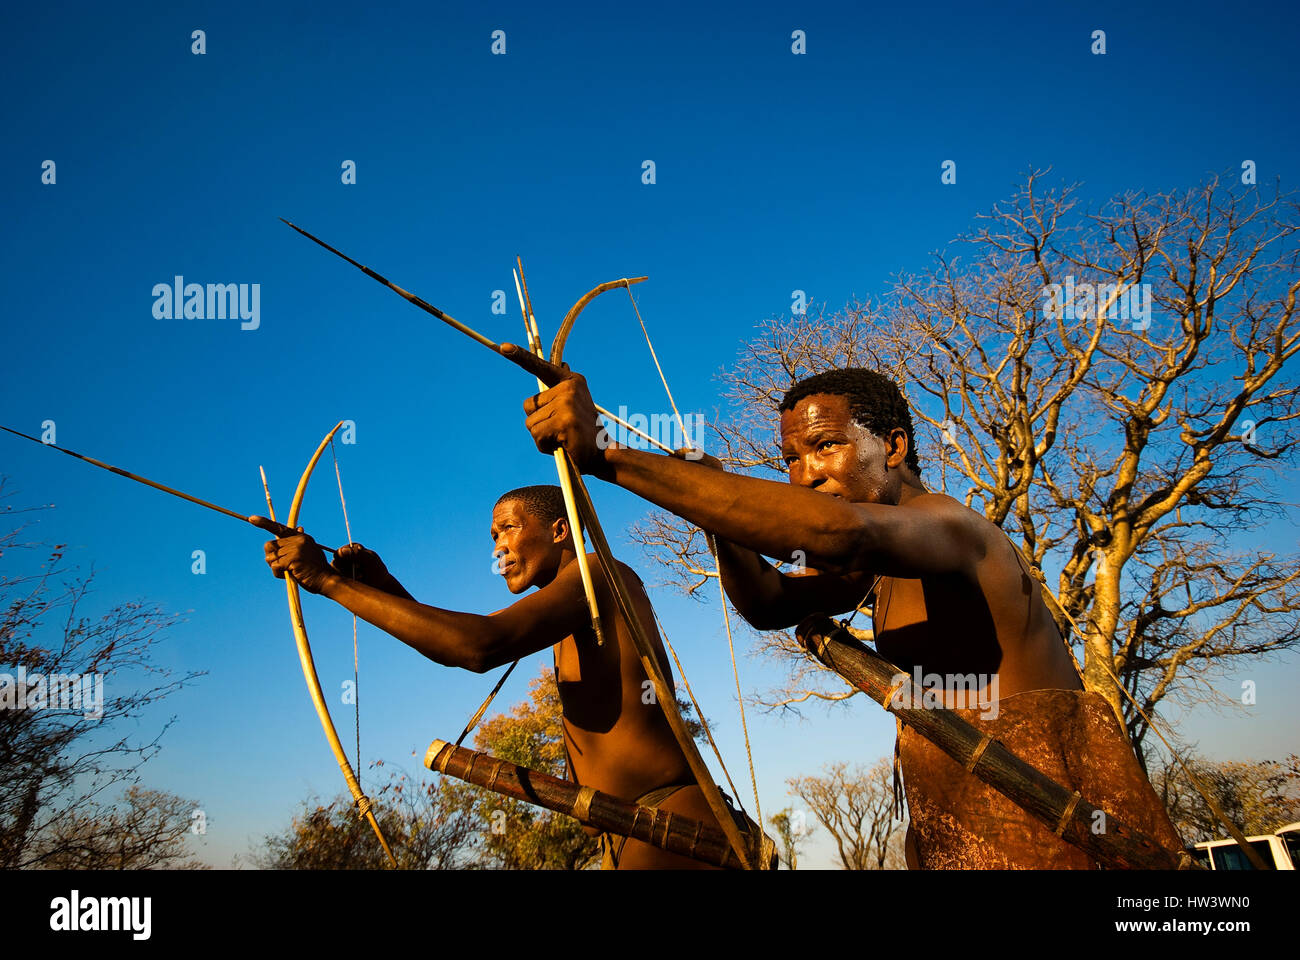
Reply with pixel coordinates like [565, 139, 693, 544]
[841, 575, 884, 631]
[329, 438, 364, 795]
[626, 284, 765, 832]
[454, 659, 519, 747]
[652, 607, 747, 806]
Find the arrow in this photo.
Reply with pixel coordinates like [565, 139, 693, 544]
[0, 424, 338, 553]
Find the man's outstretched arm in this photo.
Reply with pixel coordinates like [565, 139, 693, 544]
[515, 357, 983, 579]
[258, 519, 597, 673]
[670, 453, 885, 628]
[319, 567, 593, 672]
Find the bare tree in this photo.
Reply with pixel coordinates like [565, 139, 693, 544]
[39, 786, 208, 869]
[632, 171, 1300, 759]
[1150, 750, 1300, 843]
[787, 758, 906, 869]
[767, 805, 814, 869]
[1, 487, 205, 868]
[255, 769, 479, 870]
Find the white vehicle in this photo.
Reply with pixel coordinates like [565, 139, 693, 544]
[1191, 822, 1300, 870]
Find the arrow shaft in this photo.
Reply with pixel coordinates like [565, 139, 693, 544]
[282, 222, 760, 866]
[515, 258, 607, 648]
[280, 222, 672, 445]
[1, 425, 336, 553]
[281, 219, 498, 351]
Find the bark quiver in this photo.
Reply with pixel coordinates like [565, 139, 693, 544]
[424, 739, 747, 869]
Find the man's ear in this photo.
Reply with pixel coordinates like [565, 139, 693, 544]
[551, 516, 571, 545]
[885, 428, 910, 470]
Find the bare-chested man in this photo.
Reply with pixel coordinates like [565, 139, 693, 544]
[252, 484, 724, 870]
[513, 354, 1184, 869]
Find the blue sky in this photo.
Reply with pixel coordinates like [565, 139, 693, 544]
[1, 0, 1297, 869]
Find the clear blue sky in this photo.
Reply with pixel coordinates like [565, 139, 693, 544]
[2, 0, 1296, 868]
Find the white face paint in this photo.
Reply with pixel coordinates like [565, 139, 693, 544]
[779, 393, 907, 505]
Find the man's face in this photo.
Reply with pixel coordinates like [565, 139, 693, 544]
[778, 393, 905, 505]
[489, 499, 564, 593]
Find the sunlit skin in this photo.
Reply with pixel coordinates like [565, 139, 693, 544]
[512, 349, 1085, 865]
[509, 358, 1079, 692]
[251, 498, 723, 869]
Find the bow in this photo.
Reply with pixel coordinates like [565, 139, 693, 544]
[0, 419, 395, 864]
[550, 278, 645, 364]
[542, 284, 761, 869]
[282, 420, 398, 868]
[514, 259, 610, 647]
[281, 221, 767, 867]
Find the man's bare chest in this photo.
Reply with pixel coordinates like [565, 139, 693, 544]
[871, 576, 1002, 676]
[552, 631, 624, 735]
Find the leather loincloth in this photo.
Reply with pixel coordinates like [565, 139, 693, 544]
[898, 688, 1184, 869]
[599, 783, 694, 870]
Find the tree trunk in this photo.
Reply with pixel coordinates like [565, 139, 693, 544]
[1084, 550, 1126, 729]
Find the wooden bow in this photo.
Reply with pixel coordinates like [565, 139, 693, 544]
[280, 221, 766, 867]
[283, 421, 398, 867]
[543, 284, 760, 869]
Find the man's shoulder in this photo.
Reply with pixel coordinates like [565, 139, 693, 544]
[579, 552, 644, 585]
[576, 553, 653, 612]
[899, 489, 977, 515]
[558, 550, 637, 580]
[896, 491, 999, 543]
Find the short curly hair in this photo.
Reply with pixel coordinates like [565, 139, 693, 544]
[494, 485, 568, 525]
[778, 368, 922, 477]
